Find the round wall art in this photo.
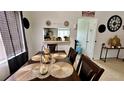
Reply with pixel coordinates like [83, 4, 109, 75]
[64, 21, 69, 26]
[23, 17, 30, 29]
[46, 20, 51, 26]
[98, 24, 106, 33]
[107, 15, 122, 32]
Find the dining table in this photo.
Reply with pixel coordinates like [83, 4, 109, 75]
[6, 50, 80, 81]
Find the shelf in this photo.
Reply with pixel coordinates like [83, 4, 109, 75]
[43, 41, 70, 44]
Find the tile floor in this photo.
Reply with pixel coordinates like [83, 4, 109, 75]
[74, 55, 124, 81]
[94, 58, 124, 81]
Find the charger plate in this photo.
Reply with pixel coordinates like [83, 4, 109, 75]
[14, 63, 50, 81]
[52, 53, 67, 60]
[49, 62, 73, 78]
[31, 55, 41, 61]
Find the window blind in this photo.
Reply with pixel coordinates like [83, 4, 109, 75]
[0, 11, 25, 59]
[0, 11, 15, 58]
[0, 33, 7, 62]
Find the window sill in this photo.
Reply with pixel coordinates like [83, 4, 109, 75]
[0, 51, 25, 65]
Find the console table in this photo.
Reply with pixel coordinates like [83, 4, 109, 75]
[100, 44, 124, 62]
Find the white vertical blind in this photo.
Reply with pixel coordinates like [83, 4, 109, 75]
[0, 33, 7, 62]
[0, 11, 26, 80]
[0, 11, 15, 58]
[0, 11, 25, 59]
[15, 12, 25, 52]
[6, 11, 22, 54]
[0, 32, 10, 80]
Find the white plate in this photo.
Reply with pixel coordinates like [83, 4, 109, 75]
[49, 62, 73, 78]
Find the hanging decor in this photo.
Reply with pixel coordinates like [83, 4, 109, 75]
[107, 15, 122, 32]
[82, 11, 95, 17]
[64, 21, 69, 26]
[46, 20, 51, 26]
[122, 25, 124, 30]
[98, 24, 106, 33]
[23, 17, 30, 29]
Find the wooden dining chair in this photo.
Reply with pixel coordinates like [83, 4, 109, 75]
[78, 54, 104, 81]
[47, 44, 57, 53]
[67, 47, 78, 65]
[74, 40, 78, 50]
[76, 56, 82, 74]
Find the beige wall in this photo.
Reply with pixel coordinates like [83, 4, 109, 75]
[23, 11, 124, 59]
[94, 11, 124, 59]
[23, 11, 82, 58]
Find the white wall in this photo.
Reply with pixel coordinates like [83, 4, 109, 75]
[94, 11, 124, 59]
[23, 12, 35, 58]
[23, 11, 82, 58]
[23, 11, 124, 60]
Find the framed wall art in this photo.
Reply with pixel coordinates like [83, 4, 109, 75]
[82, 11, 95, 17]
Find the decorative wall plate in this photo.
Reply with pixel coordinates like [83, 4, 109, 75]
[107, 15, 122, 32]
[46, 20, 51, 26]
[98, 24, 106, 33]
[23, 17, 30, 29]
[64, 21, 69, 26]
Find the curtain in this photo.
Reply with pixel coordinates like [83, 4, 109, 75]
[0, 11, 28, 75]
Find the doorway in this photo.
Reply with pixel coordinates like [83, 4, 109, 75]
[76, 17, 97, 59]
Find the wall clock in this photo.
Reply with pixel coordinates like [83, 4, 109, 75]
[107, 15, 122, 32]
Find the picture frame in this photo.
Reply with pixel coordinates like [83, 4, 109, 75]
[82, 11, 95, 17]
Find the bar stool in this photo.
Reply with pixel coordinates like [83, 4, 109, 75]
[47, 44, 57, 53]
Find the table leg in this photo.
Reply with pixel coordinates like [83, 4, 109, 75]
[104, 49, 108, 62]
[100, 47, 103, 59]
[117, 49, 120, 59]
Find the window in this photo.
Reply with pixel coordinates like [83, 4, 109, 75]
[58, 28, 70, 41]
[0, 11, 28, 75]
[43, 27, 70, 41]
[0, 33, 7, 63]
[0, 11, 25, 60]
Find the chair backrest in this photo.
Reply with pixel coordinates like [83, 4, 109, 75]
[78, 54, 104, 81]
[74, 40, 78, 50]
[47, 44, 57, 53]
[76, 56, 82, 74]
[67, 47, 77, 65]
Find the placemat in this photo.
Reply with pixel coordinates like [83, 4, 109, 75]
[49, 62, 73, 78]
[14, 63, 50, 81]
